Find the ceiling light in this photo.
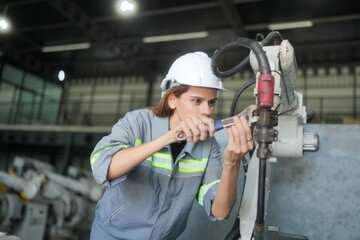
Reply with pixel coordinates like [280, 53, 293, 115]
[268, 20, 313, 30]
[58, 70, 65, 81]
[116, 0, 137, 15]
[42, 42, 91, 53]
[0, 17, 10, 32]
[143, 31, 209, 43]
[0, 5, 11, 33]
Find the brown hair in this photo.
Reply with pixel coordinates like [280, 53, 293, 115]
[149, 85, 190, 117]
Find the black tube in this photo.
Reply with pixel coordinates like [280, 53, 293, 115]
[211, 37, 270, 78]
[211, 38, 254, 78]
[307, 108, 317, 123]
[224, 216, 240, 240]
[214, 55, 250, 79]
[256, 33, 265, 42]
[261, 31, 283, 46]
[211, 31, 283, 79]
[254, 158, 267, 240]
[249, 41, 271, 74]
[256, 155, 267, 224]
[229, 78, 256, 117]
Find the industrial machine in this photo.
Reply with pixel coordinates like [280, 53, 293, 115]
[211, 31, 319, 240]
[0, 156, 104, 240]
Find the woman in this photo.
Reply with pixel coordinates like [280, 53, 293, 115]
[90, 52, 254, 240]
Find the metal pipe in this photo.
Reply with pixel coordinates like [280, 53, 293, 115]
[254, 156, 267, 240]
[254, 108, 274, 240]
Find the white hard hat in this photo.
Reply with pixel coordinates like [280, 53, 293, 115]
[161, 52, 228, 93]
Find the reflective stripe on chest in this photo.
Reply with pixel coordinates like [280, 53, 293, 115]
[136, 138, 208, 177]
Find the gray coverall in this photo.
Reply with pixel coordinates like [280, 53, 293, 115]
[90, 109, 223, 240]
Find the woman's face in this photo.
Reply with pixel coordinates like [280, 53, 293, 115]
[169, 86, 217, 125]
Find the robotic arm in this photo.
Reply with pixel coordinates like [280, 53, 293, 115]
[0, 156, 103, 240]
[211, 31, 319, 240]
[250, 39, 319, 158]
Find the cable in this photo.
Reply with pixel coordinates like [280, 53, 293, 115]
[212, 37, 270, 79]
[211, 31, 283, 79]
[229, 78, 256, 117]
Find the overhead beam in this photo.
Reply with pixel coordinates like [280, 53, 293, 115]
[245, 13, 360, 31]
[0, 0, 45, 9]
[95, 0, 263, 21]
[44, 0, 139, 58]
[14, 0, 263, 33]
[45, 0, 107, 42]
[16, 14, 360, 54]
[218, 0, 248, 37]
[44, 38, 360, 67]
[13, 10, 360, 45]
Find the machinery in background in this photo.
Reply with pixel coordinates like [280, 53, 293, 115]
[211, 31, 319, 240]
[0, 156, 104, 240]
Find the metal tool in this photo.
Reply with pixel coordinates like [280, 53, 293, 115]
[175, 104, 257, 141]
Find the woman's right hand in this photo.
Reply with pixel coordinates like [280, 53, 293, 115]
[170, 116, 215, 143]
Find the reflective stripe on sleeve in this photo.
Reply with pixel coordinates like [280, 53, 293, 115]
[197, 179, 221, 206]
[90, 144, 129, 165]
[90, 138, 143, 165]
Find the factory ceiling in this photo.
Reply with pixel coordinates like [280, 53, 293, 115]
[1, 0, 360, 82]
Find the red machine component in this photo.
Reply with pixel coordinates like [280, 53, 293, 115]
[257, 73, 274, 108]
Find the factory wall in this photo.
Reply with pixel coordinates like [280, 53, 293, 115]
[1, 62, 359, 128]
[60, 65, 360, 126]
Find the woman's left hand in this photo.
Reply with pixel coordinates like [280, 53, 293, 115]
[223, 116, 254, 166]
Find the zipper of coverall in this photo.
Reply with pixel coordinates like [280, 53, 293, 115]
[148, 145, 179, 240]
[168, 146, 186, 178]
[157, 151, 186, 240]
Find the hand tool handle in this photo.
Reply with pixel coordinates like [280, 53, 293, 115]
[214, 119, 224, 131]
[175, 119, 229, 141]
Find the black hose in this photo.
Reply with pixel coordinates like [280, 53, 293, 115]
[224, 216, 240, 240]
[256, 154, 267, 225]
[256, 33, 265, 42]
[211, 31, 283, 79]
[249, 41, 270, 74]
[211, 38, 254, 78]
[261, 31, 283, 46]
[254, 156, 267, 240]
[307, 108, 317, 122]
[212, 37, 270, 78]
[229, 78, 256, 117]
